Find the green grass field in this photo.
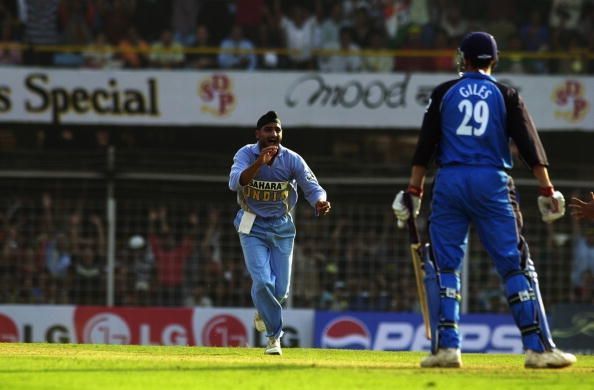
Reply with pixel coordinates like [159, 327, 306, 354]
[0, 344, 592, 390]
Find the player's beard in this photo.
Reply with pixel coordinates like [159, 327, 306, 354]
[259, 137, 280, 149]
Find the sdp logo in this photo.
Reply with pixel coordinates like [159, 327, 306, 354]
[321, 316, 371, 349]
[552, 80, 589, 123]
[201, 314, 247, 347]
[198, 74, 235, 117]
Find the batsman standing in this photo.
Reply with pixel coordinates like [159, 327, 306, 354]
[229, 111, 331, 355]
[392, 32, 576, 368]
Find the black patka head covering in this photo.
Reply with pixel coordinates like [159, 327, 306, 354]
[257, 111, 281, 129]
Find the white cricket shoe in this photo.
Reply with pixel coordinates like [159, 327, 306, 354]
[254, 312, 266, 333]
[525, 349, 576, 369]
[420, 348, 462, 368]
[265, 337, 282, 355]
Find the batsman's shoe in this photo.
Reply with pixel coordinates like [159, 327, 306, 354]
[420, 348, 462, 368]
[525, 349, 576, 369]
[265, 337, 282, 355]
[254, 312, 266, 333]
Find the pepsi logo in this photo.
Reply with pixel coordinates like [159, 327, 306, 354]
[0, 313, 18, 342]
[321, 316, 371, 349]
[202, 314, 247, 347]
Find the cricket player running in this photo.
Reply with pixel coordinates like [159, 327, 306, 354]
[393, 32, 577, 368]
[229, 111, 331, 355]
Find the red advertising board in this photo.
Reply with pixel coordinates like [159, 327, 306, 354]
[74, 306, 195, 345]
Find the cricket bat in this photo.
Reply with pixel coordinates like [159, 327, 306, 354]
[403, 193, 432, 340]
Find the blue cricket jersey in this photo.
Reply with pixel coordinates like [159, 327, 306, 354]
[229, 143, 327, 218]
[412, 71, 548, 170]
[439, 72, 510, 168]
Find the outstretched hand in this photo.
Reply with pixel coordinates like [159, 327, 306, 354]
[316, 200, 331, 216]
[569, 192, 594, 221]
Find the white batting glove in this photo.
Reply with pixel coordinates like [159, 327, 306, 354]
[537, 188, 565, 223]
[392, 189, 421, 228]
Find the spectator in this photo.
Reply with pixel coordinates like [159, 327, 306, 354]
[17, 246, 45, 304]
[292, 238, 323, 308]
[53, 0, 88, 68]
[126, 234, 154, 306]
[497, 35, 528, 74]
[255, 23, 284, 70]
[40, 193, 72, 304]
[383, 0, 412, 39]
[430, 27, 454, 72]
[40, 193, 72, 281]
[149, 29, 185, 69]
[438, 6, 467, 42]
[574, 270, 593, 303]
[58, 0, 92, 45]
[0, 1, 17, 40]
[1, 218, 22, 303]
[318, 1, 344, 49]
[275, 1, 318, 70]
[394, 24, 432, 72]
[576, 4, 594, 59]
[184, 284, 214, 307]
[477, 272, 506, 313]
[101, 0, 134, 45]
[519, 10, 550, 73]
[171, 0, 200, 46]
[234, 0, 269, 43]
[196, 0, 233, 47]
[186, 24, 217, 70]
[555, 33, 587, 74]
[484, 4, 516, 50]
[71, 214, 105, 305]
[318, 26, 362, 72]
[117, 27, 149, 69]
[351, 6, 372, 48]
[362, 28, 393, 72]
[218, 24, 256, 70]
[133, 0, 172, 42]
[0, 2, 20, 65]
[570, 206, 594, 302]
[369, 275, 391, 311]
[196, 208, 226, 304]
[0, 23, 21, 65]
[83, 32, 117, 69]
[148, 207, 198, 306]
[20, 0, 60, 66]
[549, 0, 583, 32]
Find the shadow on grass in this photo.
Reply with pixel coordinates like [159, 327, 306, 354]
[0, 363, 417, 373]
[0, 365, 325, 374]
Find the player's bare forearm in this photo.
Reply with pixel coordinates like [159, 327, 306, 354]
[409, 165, 427, 190]
[239, 146, 278, 186]
[239, 161, 264, 186]
[532, 165, 553, 188]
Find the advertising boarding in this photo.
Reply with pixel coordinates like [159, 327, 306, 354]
[314, 311, 523, 353]
[0, 68, 591, 130]
[0, 305, 314, 348]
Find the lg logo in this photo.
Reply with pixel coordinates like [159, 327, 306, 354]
[201, 315, 247, 347]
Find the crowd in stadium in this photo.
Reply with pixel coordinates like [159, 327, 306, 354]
[1, 190, 592, 310]
[0, 0, 591, 74]
[0, 0, 592, 312]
